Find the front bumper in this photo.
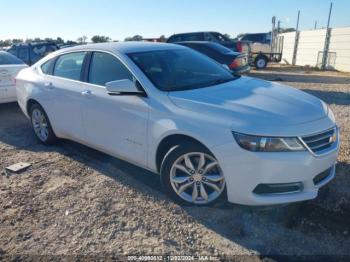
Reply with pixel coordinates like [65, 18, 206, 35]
[211, 138, 339, 206]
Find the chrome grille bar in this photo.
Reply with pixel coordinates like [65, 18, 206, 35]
[300, 127, 337, 155]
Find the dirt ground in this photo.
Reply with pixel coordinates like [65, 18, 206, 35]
[0, 65, 349, 260]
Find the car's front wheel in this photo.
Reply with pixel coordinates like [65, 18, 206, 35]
[161, 144, 226, 205]
[30, 103, 57, 144]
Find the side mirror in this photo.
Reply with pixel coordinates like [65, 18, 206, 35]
[105, 79, 145, 96]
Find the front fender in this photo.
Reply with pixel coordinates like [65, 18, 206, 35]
[147, 114, 234, 171]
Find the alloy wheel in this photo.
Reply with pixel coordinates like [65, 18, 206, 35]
[31, 108, 49, 142]
[169, 152, 225, 204]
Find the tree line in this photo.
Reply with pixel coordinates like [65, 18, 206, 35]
[0, 34, 173, 47]
[2, 30, 292, 47]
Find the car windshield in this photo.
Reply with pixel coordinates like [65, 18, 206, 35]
[128, 49, 237, 91]
[0, 52, 25, 65]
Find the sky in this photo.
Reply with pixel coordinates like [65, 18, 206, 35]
[1, 0, 349, 41]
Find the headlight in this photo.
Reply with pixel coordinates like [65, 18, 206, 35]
[233, 132, 306, 152]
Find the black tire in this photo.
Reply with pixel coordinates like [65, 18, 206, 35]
[254, 55, 268, 69]
[160, 143, 226, 206]
[30, 103, 57, 145]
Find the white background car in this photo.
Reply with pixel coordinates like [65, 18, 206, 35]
[15, 42, 339, 206]
[0, 51, 27, 103]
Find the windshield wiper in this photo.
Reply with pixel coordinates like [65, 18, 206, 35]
[167, 77, 237, 92]
[206, 77, 236, 86]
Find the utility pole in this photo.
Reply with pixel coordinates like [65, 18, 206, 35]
[271, 16, 276, 54]
[326, 2, 333, 29]
[292, 10, 300, 65]
[321, 2, 333, 69]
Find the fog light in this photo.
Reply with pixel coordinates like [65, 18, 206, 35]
[253, 182, 303, 195]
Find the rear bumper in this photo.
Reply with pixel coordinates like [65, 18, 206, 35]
[231, 65, 250, 75]
[211, 139, 339, 206]
[0, 96, 17, 103]
[0, 85, 17, 103]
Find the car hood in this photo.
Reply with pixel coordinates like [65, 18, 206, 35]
[168, 76, 329, 136]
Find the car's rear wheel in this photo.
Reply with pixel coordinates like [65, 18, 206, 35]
[161, 144, 226, 205]
[30, 103, 57, 144]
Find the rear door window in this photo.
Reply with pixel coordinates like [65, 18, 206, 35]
[53, 52, 86, 81]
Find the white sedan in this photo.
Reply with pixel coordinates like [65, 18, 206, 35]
[0, 51, 27, 103]
[15, 42, 339, 206]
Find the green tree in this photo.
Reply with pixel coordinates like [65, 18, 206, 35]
[124, 35, 143, 41]
[44, 37, 54, 42]
[56, 37, 64, 44]
[12, 39, 23, 44]
[77, 36, 88, 44]
[0, 39, 11, 47]
[235, 33, 245, 40]
[66, 40, 78, 45]
[223, 33, 232, 40]
[159, 35, 167, 42]
[91, 35, 111, 43]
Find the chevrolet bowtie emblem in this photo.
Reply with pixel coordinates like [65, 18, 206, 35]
[330, 131, 337, 143]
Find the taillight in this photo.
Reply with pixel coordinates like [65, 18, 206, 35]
[236, 41, 243, 52]
[229, 59, 239, 69]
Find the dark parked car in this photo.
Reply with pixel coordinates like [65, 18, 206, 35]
[167, 32, 250, 53]
[7, 42, 59, 65]
[176, 41, 250, 75]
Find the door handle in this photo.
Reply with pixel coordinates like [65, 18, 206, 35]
[44, 82, 54, 90]
[81, 90, 92, 96]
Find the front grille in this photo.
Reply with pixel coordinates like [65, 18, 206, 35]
[313, 168, 332, 185]
[301, 128, 337, 154]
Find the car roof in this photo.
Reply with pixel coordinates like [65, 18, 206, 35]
[55, 42, 184, 55]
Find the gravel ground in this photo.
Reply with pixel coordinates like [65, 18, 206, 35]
[0, 65, 349, 260]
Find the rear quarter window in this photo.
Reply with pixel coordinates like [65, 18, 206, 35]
[41, 58, 56, 75]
